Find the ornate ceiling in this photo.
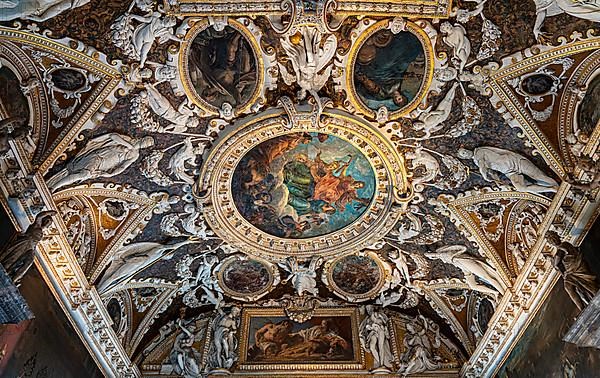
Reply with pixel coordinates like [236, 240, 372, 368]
[0, 0, 598, 377]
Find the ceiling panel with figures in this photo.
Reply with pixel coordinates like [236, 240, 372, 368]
[0, 0, 598, 377]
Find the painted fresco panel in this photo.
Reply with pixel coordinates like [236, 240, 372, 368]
[232, 132, 376, 239]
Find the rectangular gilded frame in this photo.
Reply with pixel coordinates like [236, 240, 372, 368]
[238, 307, 365, 371]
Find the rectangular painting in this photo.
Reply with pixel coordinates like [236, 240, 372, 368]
[238, 307, 364, 371]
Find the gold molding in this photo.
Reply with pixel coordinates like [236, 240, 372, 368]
[488, 37, 600, 177]
[440, 189, 552, 289]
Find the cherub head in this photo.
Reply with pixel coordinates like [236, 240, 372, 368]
[391, 90, 407, 107]
[137, 136, 155, 149]
[457, 148, 473, 159]
[440, 22, 453, 34]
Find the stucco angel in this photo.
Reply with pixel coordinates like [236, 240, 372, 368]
[144, 83, 200, 133]
[278, 256, 322, 296]
[112, 10, 182, 68]
[279, 26, 337, 100]
[0, 0, 90, 22]
[412, 82, 459, 137]
[440, 22, 471, 72]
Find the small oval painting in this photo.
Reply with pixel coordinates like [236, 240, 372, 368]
[50, 68, 87, 92]
[331, 255, 381, 295]
[354, 29, 426, 112]
[187, 25, 257, 110]
[221, 259, 271, 295]
[520, 74, 554, 96]
[232, 132, 376, 239]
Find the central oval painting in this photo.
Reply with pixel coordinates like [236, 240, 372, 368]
[232, 133, 376, 239]
[354, 29, 426, 112]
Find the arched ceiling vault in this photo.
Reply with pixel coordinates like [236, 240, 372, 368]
[0, 1, 598, 377]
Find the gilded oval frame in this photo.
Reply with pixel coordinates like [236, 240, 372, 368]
[216, 255, 280, 301]
[346, 20, 434, 120]
[179, 18, 264, 117]
[196, 108, 410, 260]
[321, 251, 390, 302]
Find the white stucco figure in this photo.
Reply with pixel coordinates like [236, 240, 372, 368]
[210, 307, 241, 370]
[425, 245, 507, 296]
[145, 84, 199, 133]
[97, 239, 196, 293]
[458, 146, 559, 194]
[278, 256, 321, 296]
[1, 210, 55, 285]
[440, 22, 471, 72]
[130, 12, 182, 67]
[413, 83, 459, 136]
[389, 248, 412, 285]
[169, 138, 205, 185]
[46, 133, 154, 192]
[169, 319, 201, 377]
[279, 26, 337, 100]
[532, 0, 600, 42]
[193, 254, 222, 307]
[405, 149, 440, 189]
[359, 305, 394, 370]
[398, 315, 442, 376]
[0, 0, 90, 22]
